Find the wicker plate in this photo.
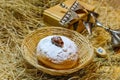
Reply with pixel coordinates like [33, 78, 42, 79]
[21, 27, 94, 76]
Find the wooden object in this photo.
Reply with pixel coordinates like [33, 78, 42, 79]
[43, 0, 95, 32]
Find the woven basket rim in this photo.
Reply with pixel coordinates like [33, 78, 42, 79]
[21, 27, 94, 75]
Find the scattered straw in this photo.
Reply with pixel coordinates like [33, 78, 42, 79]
[0, 0, 120, 80]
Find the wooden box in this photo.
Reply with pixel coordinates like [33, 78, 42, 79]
[43, 0, 95, 32]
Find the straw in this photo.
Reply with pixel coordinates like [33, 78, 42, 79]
[0, 0, 120, 79]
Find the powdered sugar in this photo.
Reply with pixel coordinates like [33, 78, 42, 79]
[36, 35, 78, 63]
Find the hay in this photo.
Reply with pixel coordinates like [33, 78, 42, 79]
[0, 0, 120, 80]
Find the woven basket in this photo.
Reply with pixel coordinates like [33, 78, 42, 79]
[21, 27, 94, 76]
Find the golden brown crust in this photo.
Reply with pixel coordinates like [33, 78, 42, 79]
[37, 53, 78, 70]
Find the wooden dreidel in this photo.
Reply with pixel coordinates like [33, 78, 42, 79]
[43, 0, 95, 33]
[60, 0, 96, 33]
